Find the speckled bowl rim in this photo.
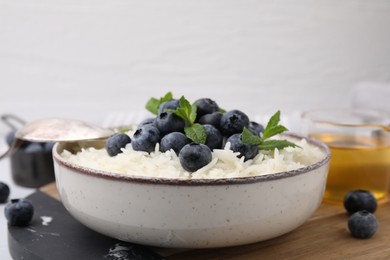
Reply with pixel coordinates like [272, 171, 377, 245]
[53, 133, 330, 186]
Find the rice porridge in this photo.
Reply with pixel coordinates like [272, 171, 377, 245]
[61, 135, 324, 179]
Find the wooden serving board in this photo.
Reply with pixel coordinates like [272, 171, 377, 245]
[9, 183, 390, 259]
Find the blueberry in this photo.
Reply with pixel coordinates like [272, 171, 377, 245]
[227, 133, 258, 161]
[219, 110, 250, 136]
[203, 124, 223, 150]
[248, 121, 264, 136]
[138, 117, 156, 128]
[4, 199, 34, 226]
[0, 182, 10, 203]
[160, 132, 190, 154]
[158, 99, 180, 114]
[197, 112, 223, 129]
[179, 143, 212, 172]
[344, 190, 377, 215]
[155, 112, 185, 136]
[106, 133, 131, 156]
[195, 98, 220, 118]
[348, 210, 378, 239]
[131, 125, 161, 153]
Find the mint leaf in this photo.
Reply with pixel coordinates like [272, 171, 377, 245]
[145, 92, 174, 115]
[241, 127, 262, 145]
[258, 139, 300, 150]
[219, 108, 226, 114]
[167, 96, 205, 143]
[185, 123, 206, 144]
[175, 108, 190, 123]
[241, 110, 299, 151]
[261, 125, 288, 140]
[174, 96, 193, 124]
[161, 92, 173, 103]
[118, 128, 130, 133]
[262, 110, 282, 140]
[190, 103, 198, 124]
[179, 95, 191, 111]
[145, 97, 161, 115]
[266, 110, 281, 129]
[171, 96, 199, 126]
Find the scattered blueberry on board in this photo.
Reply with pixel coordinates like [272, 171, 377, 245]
[343, 190, 379, 239]
[106, 92, 298, 172]
[4, 199, 34, 226]
[0, 182, 10, 203]
[344, 190, 377, 215]
[348, 210, 378, 239]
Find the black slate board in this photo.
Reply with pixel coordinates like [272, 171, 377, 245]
[8, 191, 165, 260]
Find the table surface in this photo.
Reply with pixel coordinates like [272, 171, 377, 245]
[38, 183, 390, 260]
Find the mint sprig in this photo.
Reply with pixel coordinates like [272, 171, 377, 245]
[173, 96, 198, 125]
[184, 123, 207, 144]
[164, 96, 207, 144]
[145, 92, 174, 115]
[258, 139, 299, 150]
[145, 93, 206, 144]
[242, 111, 299, 151]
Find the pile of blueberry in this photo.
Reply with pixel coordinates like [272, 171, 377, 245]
[344, 190, 378, 239]
[105, 96, 264, 172]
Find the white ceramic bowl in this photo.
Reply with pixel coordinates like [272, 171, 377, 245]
[53, 134, 330, 248]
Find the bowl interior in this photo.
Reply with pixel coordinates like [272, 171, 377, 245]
[53, 133, 331, 186]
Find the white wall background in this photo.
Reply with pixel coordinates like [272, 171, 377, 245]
[1, 0, 390, 130]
